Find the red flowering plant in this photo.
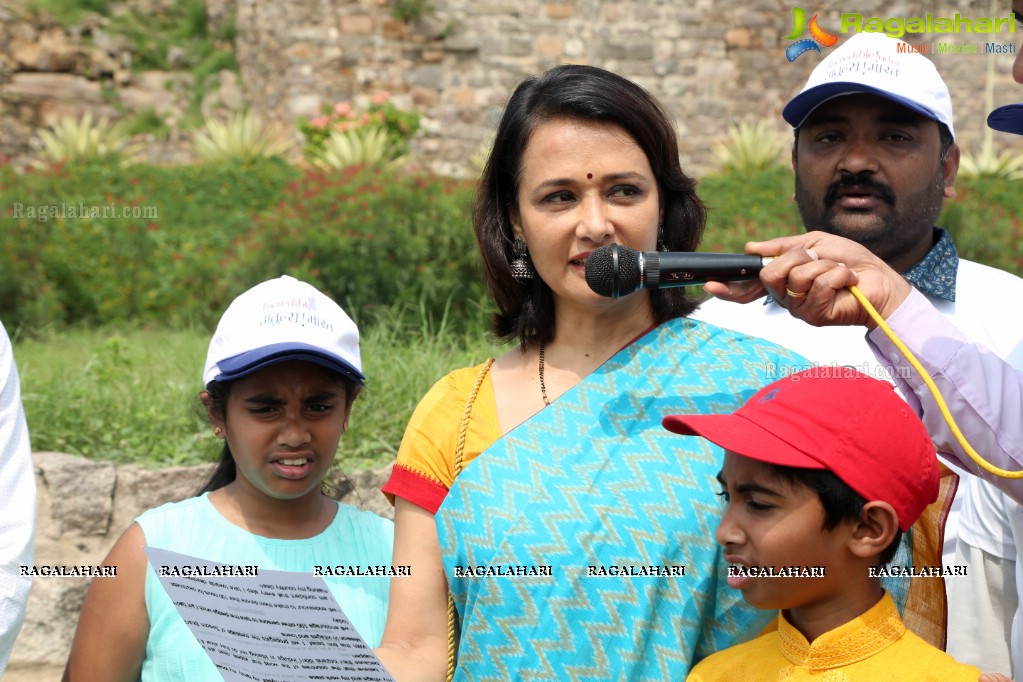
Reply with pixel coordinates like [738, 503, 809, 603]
[297, 92, 421, 161]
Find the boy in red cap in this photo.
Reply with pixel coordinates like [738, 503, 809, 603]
[663, 367, 983, 680]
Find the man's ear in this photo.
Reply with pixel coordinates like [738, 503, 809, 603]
[942, 143, 960, 199]
[847, 501, 900, 561]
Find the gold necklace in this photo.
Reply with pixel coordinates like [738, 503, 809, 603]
[538, 340, 551, 406]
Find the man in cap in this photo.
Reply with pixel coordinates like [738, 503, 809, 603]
[693, 30, 1023, 672]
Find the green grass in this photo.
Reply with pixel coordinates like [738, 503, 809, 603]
[15, 327, 210, 467]
[14, 311, 501, 469]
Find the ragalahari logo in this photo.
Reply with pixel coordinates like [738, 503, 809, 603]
[785, 7, 839, 61]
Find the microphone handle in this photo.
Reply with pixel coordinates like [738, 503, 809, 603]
[641, 252, 769, 289]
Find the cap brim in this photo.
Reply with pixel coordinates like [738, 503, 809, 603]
[988, 104, 1023, 135]
[210, 342, 365, 386]
[662, 413, 827, 470]
[783, 83, 944, 130]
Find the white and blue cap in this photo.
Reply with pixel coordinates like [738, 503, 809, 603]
[783, 32, 955, 140]
[988, 103, 1023, 135]
[203, 275, 364, 388]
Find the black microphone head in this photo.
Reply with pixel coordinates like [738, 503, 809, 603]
[585, 244, 641, 298]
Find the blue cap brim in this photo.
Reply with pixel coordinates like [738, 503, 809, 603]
[988, 104, 1023, 135]
[210, 342, 365, 386]
[783, 83, 945, 131]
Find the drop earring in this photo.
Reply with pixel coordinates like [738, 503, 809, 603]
[656, 224, 668, 252]
[510, 238, 534, 280]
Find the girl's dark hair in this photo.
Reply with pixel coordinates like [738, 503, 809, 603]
[474, 64, 707, 349]
[769, 465, 903, 567]
[197, 369, 362, 497]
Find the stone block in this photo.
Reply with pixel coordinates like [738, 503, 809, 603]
[623, 41, 654, 61]
[286, 93, 322, 119]
[340, 14, 375, 35]
[406, 64, 444, 89]
[382, 17, 407, 39]
[9, 577, 87, 666]
[564, 37, 584, 57]
[443, 32, 480, 54]
[724, 28, 752, 49]
[450, 87, 477, 106]
[544, 4, 574, 19]
[536, 35, 563, 58]
[411, 85, 439, 108]
[34, 452, 115, 537]
[505, 35, 533, 57]
[604, 4, 623, 22]
[10, 26, 79, 73]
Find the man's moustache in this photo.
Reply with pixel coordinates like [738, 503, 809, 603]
[823, 175, 896, 207]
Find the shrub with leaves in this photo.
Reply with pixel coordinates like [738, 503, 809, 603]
[0, 159, 300, 332]
[191, 111, 295, 164]
[309, 126, 409, 172]
[227, 166, 486, 332]
[298, 93, 420, 159]
[712, 122, 788, 174]
[32, 113, 140, 167]
[959, 137, 1023, 181]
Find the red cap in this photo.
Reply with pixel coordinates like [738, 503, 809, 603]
[662, 367, 938, 531]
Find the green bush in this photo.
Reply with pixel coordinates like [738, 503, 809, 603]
[191, 111, 295, 164]
[939, 177, 1023, 275]
[0, 160, 486, 336]
[32, 113, 140, 167]
[228, 166, 487, 331]
[308, 127, 409, 172]
[0, 159, 300, 332]
[298, 95, 420, 159]
[711, 122, 788, 175]
[3, 161, 1019, 341]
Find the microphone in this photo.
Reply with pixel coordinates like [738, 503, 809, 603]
[585, 243, 771, 298]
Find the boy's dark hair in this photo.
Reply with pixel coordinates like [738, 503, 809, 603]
[769, 464, 903, 567]
[197, 369, 362, 497]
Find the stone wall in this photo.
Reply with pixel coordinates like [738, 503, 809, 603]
[5, 452, 393, 678]
[234, 0, 1023, 176]
[2, 0, 1021, 175]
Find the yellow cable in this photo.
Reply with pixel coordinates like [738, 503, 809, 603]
[849, 284, 1023, 479]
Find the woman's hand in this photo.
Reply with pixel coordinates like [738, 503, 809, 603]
[374, 498, 451, 682]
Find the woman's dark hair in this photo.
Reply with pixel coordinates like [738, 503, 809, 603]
[474, 64, 707, 349]
[769, 464, 903, 567]
[197, 369, 362, 496]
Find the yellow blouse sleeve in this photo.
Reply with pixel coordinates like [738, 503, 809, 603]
[382, 361, 501, 513]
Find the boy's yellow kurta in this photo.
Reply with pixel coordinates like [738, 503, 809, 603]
[688, 593, 981, 681]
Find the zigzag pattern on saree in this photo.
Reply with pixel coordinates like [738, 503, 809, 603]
[438, 319, 816, 681]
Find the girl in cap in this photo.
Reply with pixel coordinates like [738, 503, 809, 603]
[63, 276, 393, 681]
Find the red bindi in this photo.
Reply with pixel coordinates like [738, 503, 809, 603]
[586, 172, 593, 179]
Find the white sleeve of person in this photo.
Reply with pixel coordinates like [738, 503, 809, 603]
[0, 322, 35, 675]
